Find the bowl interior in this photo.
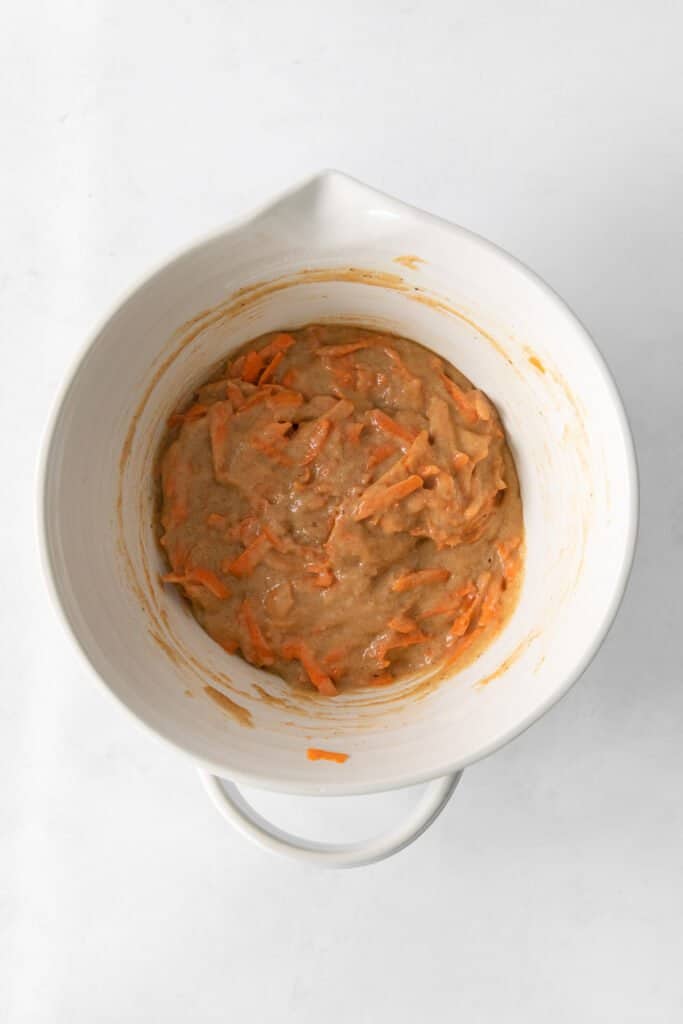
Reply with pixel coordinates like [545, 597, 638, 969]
[42, 174, 636, 794]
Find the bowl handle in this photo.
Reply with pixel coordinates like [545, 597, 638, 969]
[198, 770, 462, 868]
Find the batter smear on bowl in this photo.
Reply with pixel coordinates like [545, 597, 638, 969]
[157, 325, 524, 695]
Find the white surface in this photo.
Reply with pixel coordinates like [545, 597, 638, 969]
[1, 0, 681, 1020]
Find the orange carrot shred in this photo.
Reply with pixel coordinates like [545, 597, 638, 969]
[258, 350, 285, 386]
[388, 614, 419, 634]
[378, 630, 428, 660]
[497, 536, 522, 583]
[302, 418, 331, 464]
[242, 350, 264, 383]
[306, 748, 349, 763]
[226, 381, 245, 409]
[224, 533, 271, 577]
[366, 442, 397, 471]
[448, 592, 479, 638]
[305, 563, 335, 588]
[345, 421, 365, 444]
[163, 567, 231, 600]
[206, 513, 228, 529]
[391, 568, 451, 592]
[440, 374, 478, 424]
[262, 525, 287, 552]
[355, 474, 423, 522]
[444, 630, 478, 666]
[168, 402, 209, 427]
[369, 409, 418, 445]
[238, 598, 274, 666]
[229, 354, 245, 378]
[188, 567, 231, 599]
[325, 398, 355, 422]
[281, 641, 338, 696]
[319, 341, 372, 357]
[421, 581, 477, 621]
[478, 573, 504, 626]
[259, 332, 296, 360]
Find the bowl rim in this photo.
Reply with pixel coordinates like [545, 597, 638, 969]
[37, 170, 639, 796]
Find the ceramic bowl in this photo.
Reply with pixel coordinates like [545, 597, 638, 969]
[40, 172, 638, 866]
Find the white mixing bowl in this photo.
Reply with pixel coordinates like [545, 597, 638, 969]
[40, 172, 637, 866]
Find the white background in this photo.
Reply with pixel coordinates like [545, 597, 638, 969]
[2, 1, 682, 1020]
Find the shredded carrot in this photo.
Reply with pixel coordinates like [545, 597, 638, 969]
[188, 567, 231, 599]
[239, 390, 271, 412]
[478, 573, 504, 627]
[266, 389, 304, 409]
[325, 398, 355, 421]
[305, 562, 335, 588]
[233, 515, 260, 545]
[163, 567, 231, 600]
[497, 536, 522, 584]
[472, 392, 493, 421]
[319, 342, 371, 357]
[302, 418, 331, 464]
[161, 571, 188, 584]
[208, 401, 232, 482]
[355, 474, 423, 522]
[281, 369, 297, 389]
[369, 409, 417, 445]
[238, 598, 274, 666]
[161, 535, 191, 573]
[229, 354, 245, 378]
[306, 748, 349, 763]
[421, 581, 477, 620]
[382, 346, 421, 385]
[226, 381, 245, 409]
[224, 532, 271, 577]
[388, 614, 419, 634]
[440, 374, 478, 424]
[206, 513, 228, 529]
[445, 629, 478, 666]
[391, 568, 451, 592]
[250, 420, 293, 465]
[378, 630, 428, 658]
[168, 402, 209, 427]
[239, 385, 301, 409]
[219, 638, 239, 654]
[241, 350, 264, 384]
[259, 350, 285, 385]
[448, 590, 479, 638]
[259, 332, 295, 360]
[345, 421, 365, 444]
[261, 525, 287, 552]
[281, 640, 337, 696]
[366, 442, 397, 471]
